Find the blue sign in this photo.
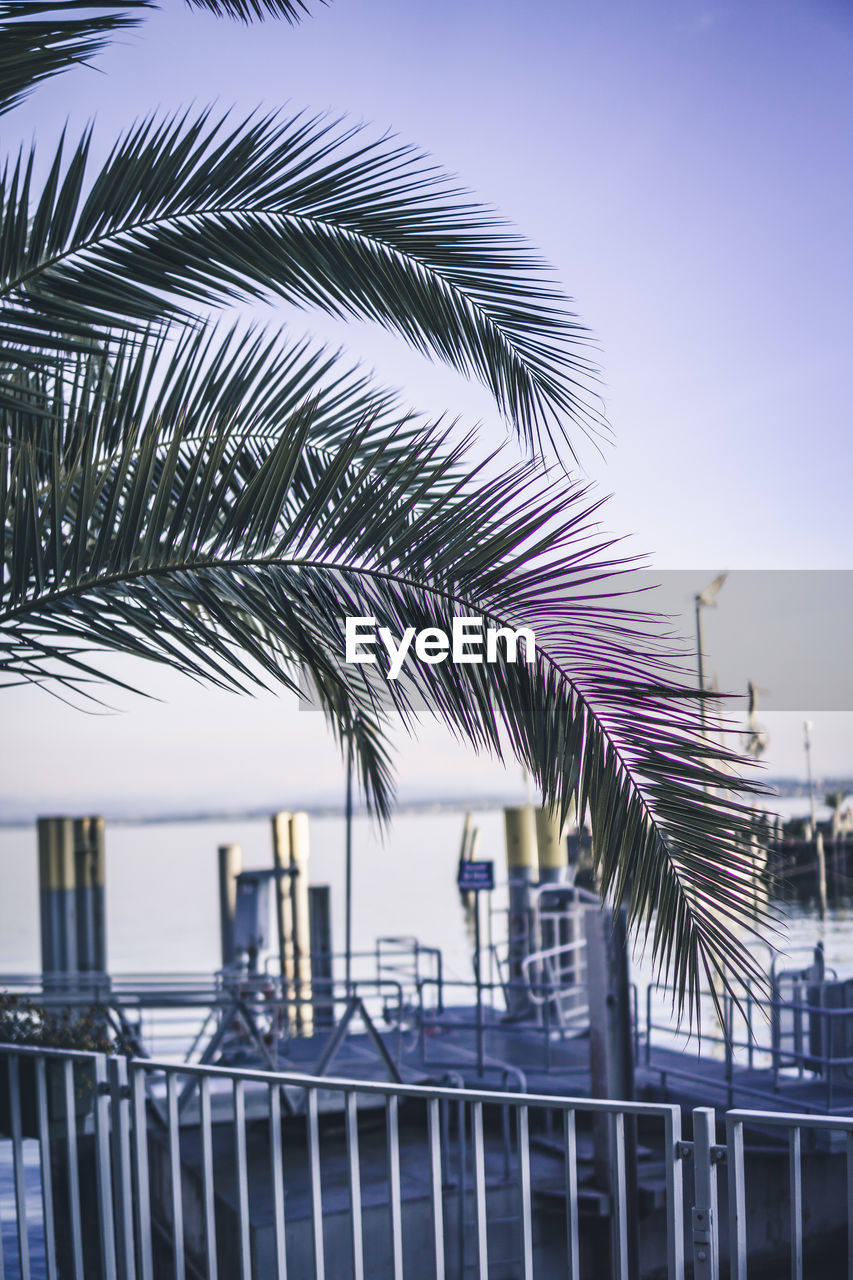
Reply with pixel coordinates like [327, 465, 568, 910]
[457, 860, 495, 892]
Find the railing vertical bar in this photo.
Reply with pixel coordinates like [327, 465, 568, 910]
[427, 1098, 445, 1280]
[63, 1059, 85, 1280]
[664, 1107, 685, 1280]
[109, 1056, 136, 1280]
[307, 1088, 326, 1280]
[345, 1091, 365, 1280]
[564, 1110, 580, 1280]
[386, 1094, 404, 1280]
[516, 1106, 534, 1280]
[0, 1135, 5, 1280]
[196, 1076, 217, 1280]
[166, 1072, 185, 1280]
[610, 1111, 629, 1280]
[840, 1131, 845, 1280]
[94, 1054, 118, 1280]
[789, 1128, 802, 1280]
[457, 1098, 466, 1280]
[35, 1058, 58, 1280]
[9, 1055, 32, 1280]
[692, 1108, 718, 1280]
[268, 1085, 287, 1280]
[233, 1079, 252, 1280]
[130, 1066, 154, 1280]
[727, 1117, 747, 1280]
[472, 1100, 488, 1280]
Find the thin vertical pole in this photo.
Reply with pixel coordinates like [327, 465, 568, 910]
[845, 1131, 853, 1280]
[692, 1108, 719, 1280]
[94, 1055, 118, 1280]
[386, 1095, 404, 1280]
[269, 1085, 287, 1280]
[474, 893, 484, 1077]
[198, 1076, 218, 1280]
[35, 1058, 58, 1280]
[427, 1099, 445, 1279]
[166, 1073, 184, 1280]
[233, 1080, 251, 1280]
[345, 734, 353, 997]
[564, 1110, 580, 1280]
[345, 1092, 364, 1280]
[727, 1117, 747, 1280]
[789, 1128, 802, 1280]
[63, 1059, 85, 1280]
[516, 1107, 534, 1280]
[472, 1101, 489, 1280]
[664, 1106, 685, 1280]
[109, 1056, 136, 1280]
[131, 1066, 154, 1280]
[307, 1089, 325, 1280]
[695, 598, 706, 736]
[9, 1055, 31, 1280]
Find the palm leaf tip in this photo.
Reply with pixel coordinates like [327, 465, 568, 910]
[1, 107, 603, 459]
[183, 0, 325, 20]
[0, 1, 152, 117]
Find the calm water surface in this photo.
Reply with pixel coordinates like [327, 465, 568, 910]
[1, 804, 851, 985]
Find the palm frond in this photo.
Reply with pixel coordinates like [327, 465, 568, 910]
[184, 0, 324, 21]
[1, 335, 772, 1022]
[0, 108, 603, 456]
[0, 1, 151, 117]
[1, 321, 413, 471]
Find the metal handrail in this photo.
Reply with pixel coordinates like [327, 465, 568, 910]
[0, 1040, 687, 1280]
[8, 1040, 853, 1279]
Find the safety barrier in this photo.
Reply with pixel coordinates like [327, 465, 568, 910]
[3, 1042, 853, 1278]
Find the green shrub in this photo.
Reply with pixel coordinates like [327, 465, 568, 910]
[0, 991, 121, 1054]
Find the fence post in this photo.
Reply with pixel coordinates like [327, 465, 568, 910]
[93, 1053, 118, 1280]
[108, 1055, 136, 1280]
[726, 1114, 747, 1280]
[691, 1108, 719, 1279]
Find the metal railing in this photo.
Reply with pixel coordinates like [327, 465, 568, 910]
[1, 1042, 686, 1280]
[645, 978, 853, 1113]
[0, 969, 413, 1066]
[726, 1107, 853, 1280]
[7, 1042, 853, 1278]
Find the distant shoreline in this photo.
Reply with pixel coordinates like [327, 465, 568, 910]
[0, 794, 523, 830]
[1, 778, 850, 831]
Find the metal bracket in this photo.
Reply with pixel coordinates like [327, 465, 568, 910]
[677, 1139, 726, 1163]
[692, 1206, 714, 1271]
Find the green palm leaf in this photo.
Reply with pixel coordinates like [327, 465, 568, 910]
[1, 331, 772, 1023]
[0, 107, 602, 455]
[183, 0, 325, 20]
[0, 1, 151, 117]
[0, 0, 327, 123]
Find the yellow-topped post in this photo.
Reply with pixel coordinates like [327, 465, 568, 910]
[535, 803, 574, 885]
[289, 812, 313, 1035]
[38, 817, 77, 982]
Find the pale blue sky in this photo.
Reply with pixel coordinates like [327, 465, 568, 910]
[2, 0, 851, 818]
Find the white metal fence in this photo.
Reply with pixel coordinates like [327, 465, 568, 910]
[1, 1043, 853, 1279]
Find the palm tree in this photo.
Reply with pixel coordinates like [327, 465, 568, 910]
[0, 0, 771, 1020]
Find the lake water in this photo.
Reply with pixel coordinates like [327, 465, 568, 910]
[1, 799, 851, 988]
[2, 802, 852, 1278]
